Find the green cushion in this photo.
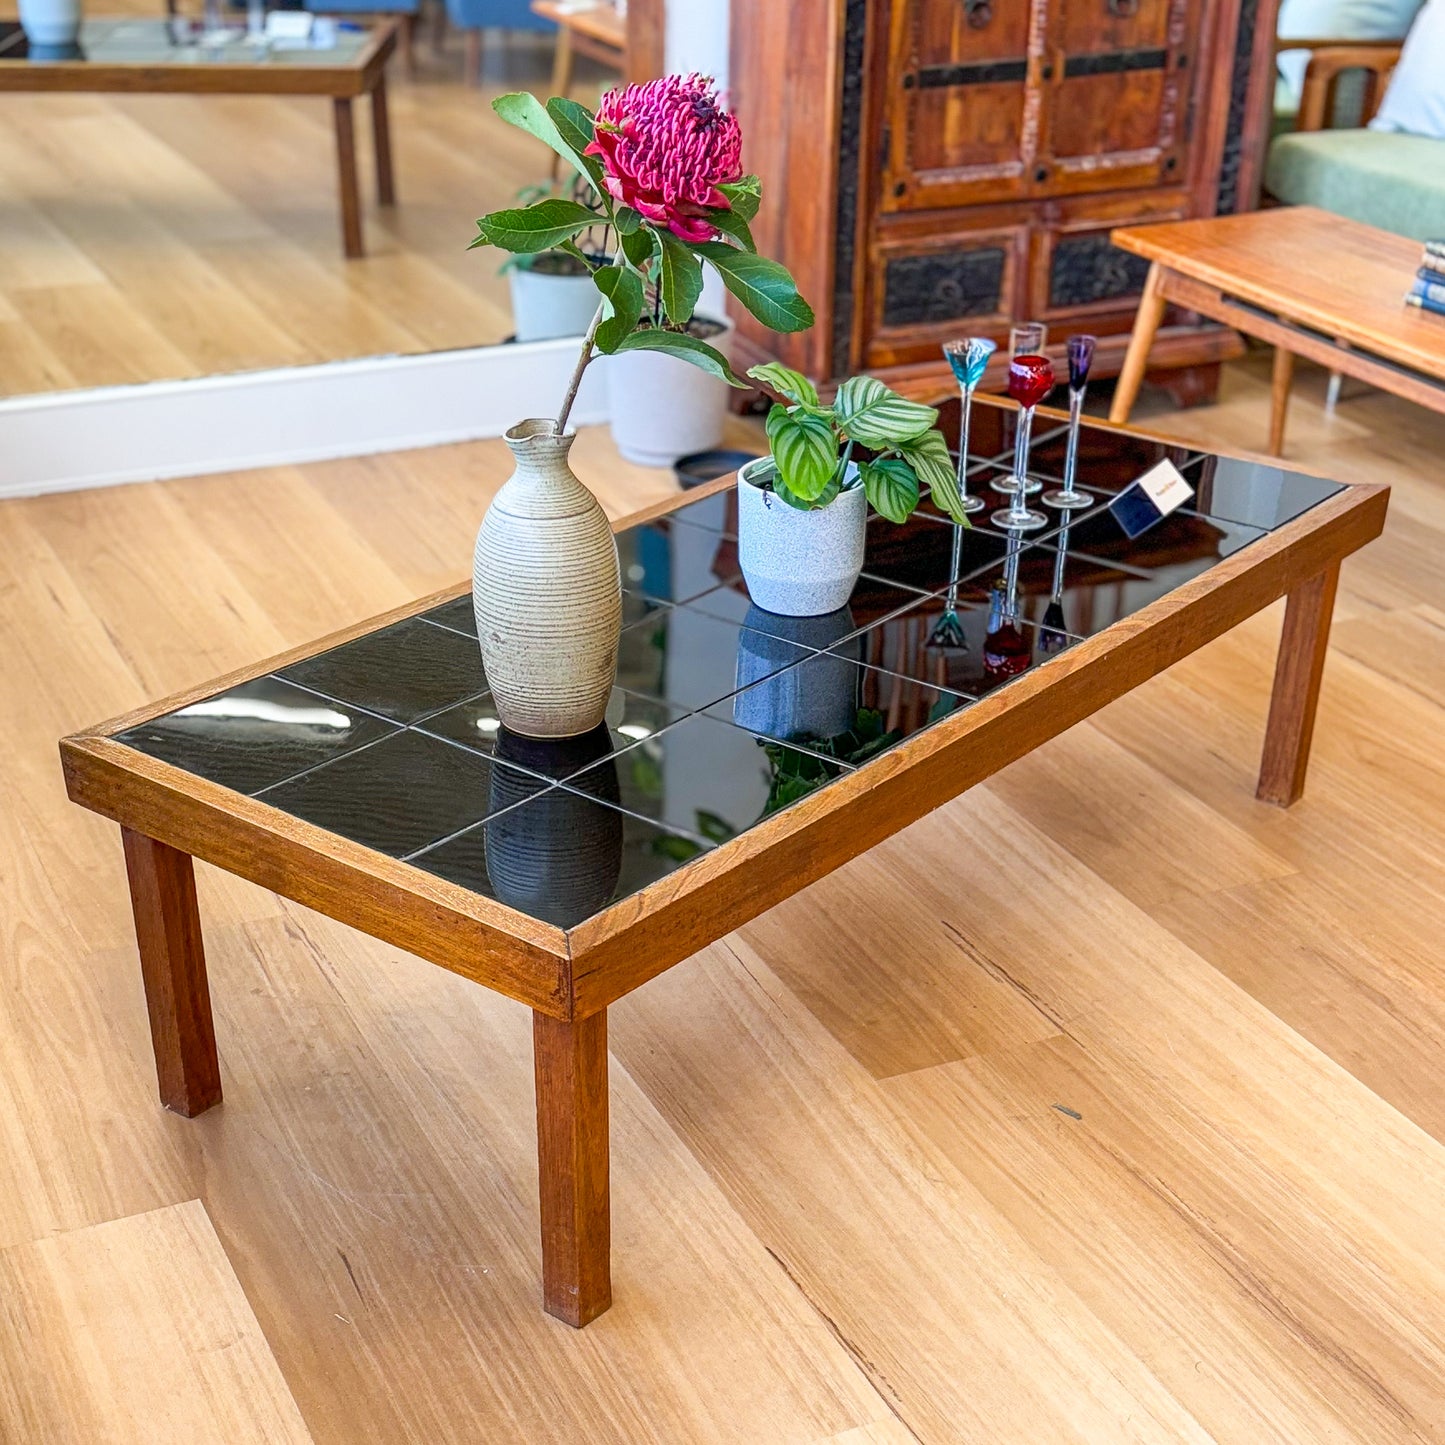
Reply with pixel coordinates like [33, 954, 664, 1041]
[1265, 129, 1445, 240]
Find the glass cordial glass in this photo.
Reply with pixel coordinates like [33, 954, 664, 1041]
[1045, 334, 1098, 511]
[993, 355, 1053, 533]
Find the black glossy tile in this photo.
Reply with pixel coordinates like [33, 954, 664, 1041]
[565, 708, 847, 843]
[118, 675, 398, 796]
[860, 514, 1019, 595]
[419, 595, 477, 637]
[1057, 504, 1268, 575]
[278, 615, 486, 724]
[685, 572, 929, 645]
[614, 606, 813, 711]
[409, 792, 714, 928]
[615, 515, 741, 606]
[1188, 456, 1345, 530]
[256, 729, 531, 858]
[707, 648, 972, 762]
[1026, 420, 1206, 489]
[418, 688, 687, 777]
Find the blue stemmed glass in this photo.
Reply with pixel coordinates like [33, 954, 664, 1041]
[942, 337, 995, 516]
[1044, 335, 1098, 510]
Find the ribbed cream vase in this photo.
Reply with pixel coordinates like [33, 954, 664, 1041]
[472, 419, 621, 738]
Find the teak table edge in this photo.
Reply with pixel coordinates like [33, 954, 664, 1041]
[57, 415, 1388, 1327]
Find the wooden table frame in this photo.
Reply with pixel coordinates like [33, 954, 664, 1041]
[59, 408, 1387, 1327]
[0, 19, 398, 259]
[1108, 209, 1445, 458]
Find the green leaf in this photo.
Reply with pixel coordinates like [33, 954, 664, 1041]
[543, 97, 605, 191]
[693, 809, 735, 844]
[471, 198, 600, 254]
[592, 265, 644, 353]
[655, 230, 704, 325]
[898, 428, 971, 525]
[747, 361, 818, 409]
[613, 206, 643, 235]
[717, 174, 762, 222]
[765, 404, 838, 502]
[692, 243, 814, 334]
[859, 457, 921, 524]
[620, 224, 657, 273]
[833, 376, 937, 448]
[612, 328, 747, 386]
[705, 206, 756, 252]
[493, 92, 601, 195]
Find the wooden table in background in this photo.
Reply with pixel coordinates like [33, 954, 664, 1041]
[0, 18, 397, 259]
[1108, 206, 1445, 457]
[530, 0, 623, 179]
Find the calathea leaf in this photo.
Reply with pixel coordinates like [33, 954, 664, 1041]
[592, 265, 644, 353]
[493, 93, 600, 196]
[747, 361, 818, 409]
[655, 229, 704, 324]
[543, 97, 605, 191]
[833, 376, 938, 448]
[691, 243, 814, 334]
[859, 456, 921, 523]
[611, 328, 746, 386]
[470, 198, 600, 253]
[897, 428, 971, 525]
[765, 404, 838, 502]
[717, 174, 762, 222]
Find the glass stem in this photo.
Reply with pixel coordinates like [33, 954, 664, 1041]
[1010, 405, 1035, 520]
[957, 384, 973, 502]
[1063, 385, 1085, 496]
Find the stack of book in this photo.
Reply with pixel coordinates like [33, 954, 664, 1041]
[1406, 240, 1445, 318]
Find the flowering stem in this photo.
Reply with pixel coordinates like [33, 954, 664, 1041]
[555, 300, 606, 437]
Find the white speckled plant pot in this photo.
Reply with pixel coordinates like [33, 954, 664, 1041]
[19, 0, 80, 44]
[472, 419, 621, 739]
[736, 457, 866, 617]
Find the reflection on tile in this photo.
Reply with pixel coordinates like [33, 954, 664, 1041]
[615, 606, 813, 711]
[419, 595, 476, 637]
[1189, 457, 1345, 530]
[1060, 504, 1267, 576]
[686, 575, 927, 643]
[118, 675, 398, 796]
[666, 489, 739, 537]
[418, 689, 686, 776]
[278, 616, 486, 724]
[257, 729, 526, 858]
[567, 708, 844, 842]
[707, 649, 972, 762]
[410, 793, 713, 928]
[615, 517, 741, 606]
[861, 514, 1017, 594]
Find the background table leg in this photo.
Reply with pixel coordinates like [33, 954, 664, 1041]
[1108, 261, 1167, 426]
[1257, 563, 1340, 808]
[1268, 345, 1295, 457]
[372, 77, 396, 208]
[333, 97, 364, 259]
[533, 1009, 610, 1327]
[121, 829, 222, 1117]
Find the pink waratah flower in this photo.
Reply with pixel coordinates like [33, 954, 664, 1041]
[585, 73, 743, 243]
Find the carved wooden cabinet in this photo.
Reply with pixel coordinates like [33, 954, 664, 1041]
[730, 0, 1281, 400]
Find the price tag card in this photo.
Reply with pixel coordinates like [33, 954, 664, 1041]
[1108, 459, 1194, 539]
[265, 10, 313, 40]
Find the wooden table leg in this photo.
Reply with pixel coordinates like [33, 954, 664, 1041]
[1268, 345, 1295, 457]
[533, 1009, 610, 1327]
[333, 97, 364, 259]
[464, 27, 482, 86]
[1108, 261, 1167, 426]
[372, 76, 396, 208]
[548, 27, 574, 183]
[121, 829, 222, 1117]
[1257, 563, 1340, 808]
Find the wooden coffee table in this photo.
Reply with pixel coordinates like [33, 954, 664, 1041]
[1108, 206, 1445, 457]
[0, 17, 397, 259]
[60, 403, 1386, 1327]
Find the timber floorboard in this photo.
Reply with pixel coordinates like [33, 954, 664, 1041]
[2, 364, 1445, 1440]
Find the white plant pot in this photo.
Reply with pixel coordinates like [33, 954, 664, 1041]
[606, 315, 735, 468]
[736, 457, 867, 617]
[19, 0, 80, 44]
[508, 264, 601, 344]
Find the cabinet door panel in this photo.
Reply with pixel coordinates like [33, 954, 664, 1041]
[1057, 0, 1172, 54]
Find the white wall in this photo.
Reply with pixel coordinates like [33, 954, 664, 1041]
[665, 0, 729, 86]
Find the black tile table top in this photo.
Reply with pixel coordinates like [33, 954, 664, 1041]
[114, 418, 1348, 929]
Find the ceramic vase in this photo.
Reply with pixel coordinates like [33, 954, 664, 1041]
[736, 457, 867, 617]
[472, 419, 621, 738]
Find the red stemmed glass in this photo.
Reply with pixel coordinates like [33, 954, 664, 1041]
[992, 355, 1054, 532]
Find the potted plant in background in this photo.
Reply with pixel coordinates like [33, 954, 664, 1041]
[468, 74, 811, 738]
[503, 182, 613, 343]
[736, 361, 971, 617]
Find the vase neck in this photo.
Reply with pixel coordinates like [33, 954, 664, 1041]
[499, 418, 591, 517]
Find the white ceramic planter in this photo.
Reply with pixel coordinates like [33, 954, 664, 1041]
[472, 419, 622, 738]
[508, 264, 601, 344]
[736, 457, 867, 617]
[606, 315, 734, 468]
[19, 0, 80, 44]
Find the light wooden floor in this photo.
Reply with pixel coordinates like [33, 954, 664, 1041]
[4, 360, 1445, 1442]
[0, 2, 605, 396]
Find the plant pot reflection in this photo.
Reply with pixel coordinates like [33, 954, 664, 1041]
[486, 725, 624, 927]
[733, 606, 861, 743]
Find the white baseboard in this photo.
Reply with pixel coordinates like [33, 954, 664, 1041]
[0, 338, 610, 499]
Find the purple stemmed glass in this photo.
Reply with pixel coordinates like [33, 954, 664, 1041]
[1044, 335, 1097, 510]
